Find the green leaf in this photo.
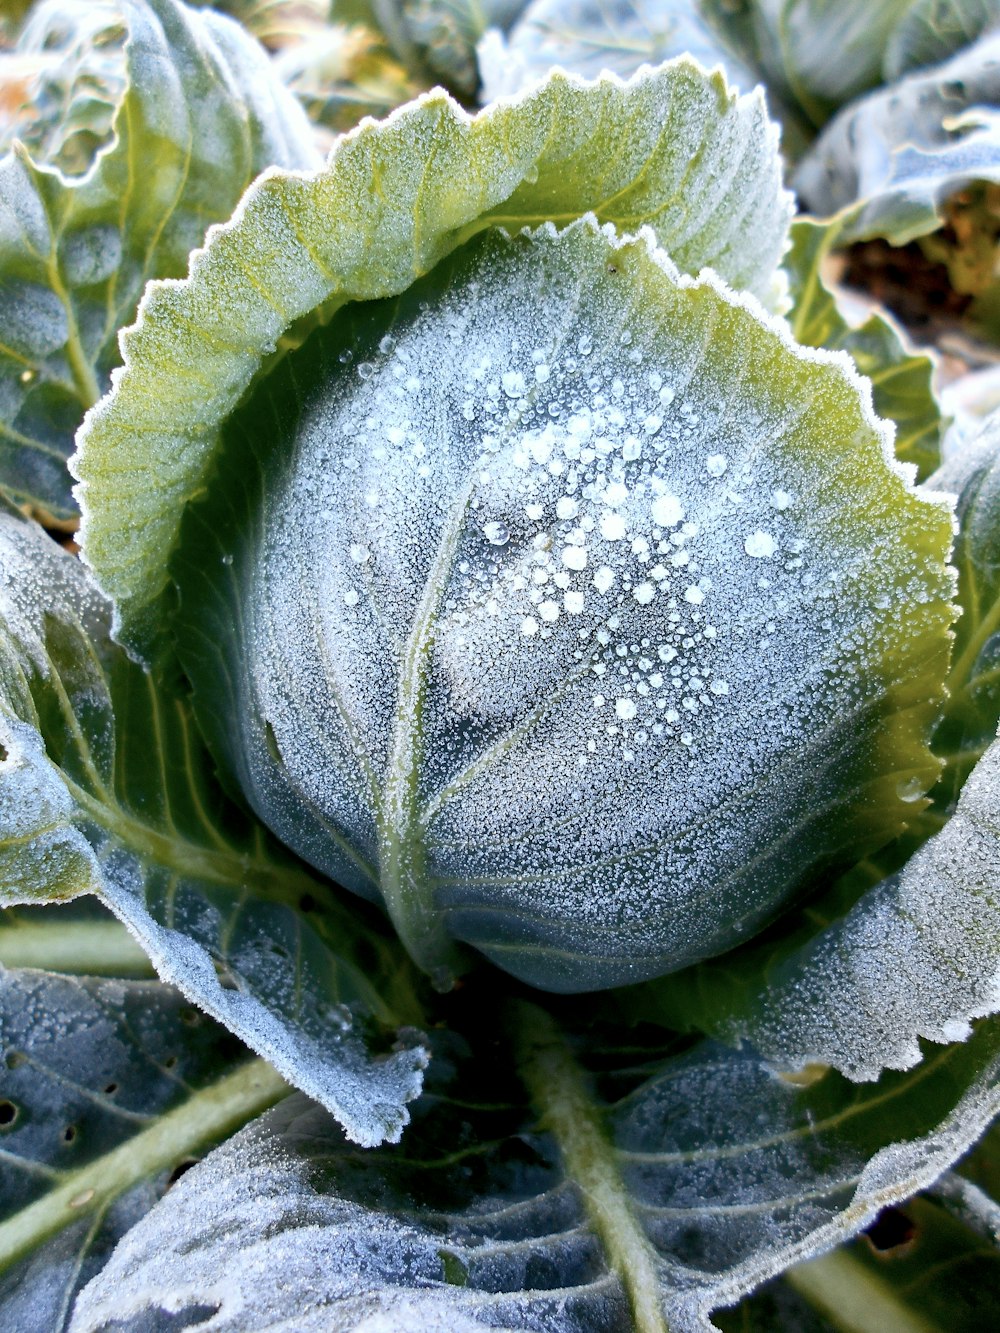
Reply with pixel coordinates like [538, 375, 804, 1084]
[0, 505, 427, 1146]
[794, 32, 1000, 245]
[784, 218, 944, 479]
[0, 965, 287, 1332]
[0, 0, 320, 520]
[169, 219, 954, 993]
[67, 1004, 1000, 1332]
[72, 56, 792, 658]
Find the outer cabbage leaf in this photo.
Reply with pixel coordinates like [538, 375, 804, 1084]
[0, 505, 427, 1146]
[930, 408, 1000, 809]
[67, 1006, 1000, 1333]
[784, 218, 943, 479]
[72, 57, 792, 659]
[476, 0, 760, 106]
[169, 219, 954, 992]
[376, 0, 526, 95]
[884, 0, 1000, 80]
[0, 966, 285, 1333]
[705, 732, 1000, 1080]
[0, 0, 320, 520]
[0, 0, 126, 176]
[794, 31, 1000, 245]
[746, 0, 918, 125]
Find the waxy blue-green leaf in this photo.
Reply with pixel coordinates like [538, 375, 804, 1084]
[72, 56, 792, 659]
[746, 0, 920, 125]
[68, 1006, 1000, 1333]
[784, 218, 944, 479]
[0, 0, 320, 520]
[170, 219, 954, 993]
[476, 0, 760, 107]
[884, 0, 1000, 80]
[0, 506, 427, 1146]
[0, 966, 286, 1333]
[795, 31, 1000, 245]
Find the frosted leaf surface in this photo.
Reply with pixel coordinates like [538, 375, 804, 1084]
[0, 966, 253, 1333]
[69, 1013, 1000, 1333]
[73, 55, 792, 659]
[0, 506, 426, 1146]
[795, 32, 1000, 245]
[173, 219, 954, 993]
[0, 0, 320, 519]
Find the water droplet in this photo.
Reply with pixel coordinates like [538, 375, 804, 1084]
[357, 361, 375, 380]
[706, 454, 728, 477]
[615, 698, 637, 721]
[772, 489, 793, 510]
[343, 589, 359, 607]
[482, 521, 509, 546]
[633, 582, 655, 605]
[684, 586, 705, 605]
[897, 776, 926, 803]
[745, 530, 777, 558]
[556, 496, 579, 520]
[564, 590, 585, 614]
[651, 494, 683, 527]
[349, 544, 371, 563]
[593, 566, 615, 593]
[521, 616, 538, 637]
[600, 512, 627, 541]
[562, 545, 588, 571]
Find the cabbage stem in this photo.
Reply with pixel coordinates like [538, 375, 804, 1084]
[514, 1000, 670, 1333]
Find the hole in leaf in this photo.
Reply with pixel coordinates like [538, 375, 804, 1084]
[439, 1249, 468, 1286]
[864, 1206, 917, 1253]
[211, 960, 240, 991]
[0, 1100, 18, 1127]
[299, 892, 318, 913]
[166, 1157, 199, 1189]
[181, 1008, 201, 1026]
[4, 1051, 24, 1070]
[269, 943, 290, 960]
[104, 1082, 118, 1096]
[63, 1124, 78, 1144]
[263, 720, 282, 764]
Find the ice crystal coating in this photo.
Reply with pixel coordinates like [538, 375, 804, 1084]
[174, 219, 954, 993]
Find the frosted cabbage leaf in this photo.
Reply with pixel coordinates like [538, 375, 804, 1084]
[171, 219, 954, 993]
